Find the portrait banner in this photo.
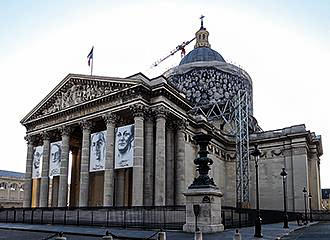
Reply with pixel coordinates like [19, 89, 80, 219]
[32, 146, 43, 179]
[89, 131, 106, 172]
[49, 141, 62, 177]
[115, 124, 135, 169]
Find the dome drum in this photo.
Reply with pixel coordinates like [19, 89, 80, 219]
[167, 66, 253, 112]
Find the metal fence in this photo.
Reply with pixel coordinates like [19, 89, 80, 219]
[221, 206, 299, 228]
[0, 205, 309, 230]
[0, 206, 186, 230]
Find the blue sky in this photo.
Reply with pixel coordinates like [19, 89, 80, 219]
[1, 0, 330, 187]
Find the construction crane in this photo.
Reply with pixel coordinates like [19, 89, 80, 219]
[151, 37, 196, 68]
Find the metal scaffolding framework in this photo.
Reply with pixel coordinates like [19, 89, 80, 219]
[234, 90, 250, 207]
[191, 89, 252, 208]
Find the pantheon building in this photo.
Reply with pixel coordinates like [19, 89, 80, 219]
[21, 21, 323, 212]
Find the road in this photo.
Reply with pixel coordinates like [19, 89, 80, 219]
[282, 222, 330, 239]
[0, 229, 101, 240]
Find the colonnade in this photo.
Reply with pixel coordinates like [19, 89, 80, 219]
[23, 105, 187, 208]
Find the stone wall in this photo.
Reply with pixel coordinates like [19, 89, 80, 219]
[0, 177, 24, 208]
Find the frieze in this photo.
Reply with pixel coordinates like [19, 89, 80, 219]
[30, 78, 134, 121]
[227, 152, 236, 161]
[271, 148, 284, 157]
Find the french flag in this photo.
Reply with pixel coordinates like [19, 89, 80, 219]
[87, 47, 94, 66]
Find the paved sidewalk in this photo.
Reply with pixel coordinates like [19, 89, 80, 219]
[0, 221, 318, 239]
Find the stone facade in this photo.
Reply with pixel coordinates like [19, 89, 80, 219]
[20, 72, 323, 211]
[0, 170, 24, 208]
[20, 22, 323, 212]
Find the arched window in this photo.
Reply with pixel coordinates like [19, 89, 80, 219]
[0, 182, 6, 190]
[19, 184, 24, 192]
[10, 183, 18, 191]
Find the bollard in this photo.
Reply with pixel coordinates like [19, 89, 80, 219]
[158, 231, 166, 240]
[233, 229, 241, 240]
[102, 230, 113, 240]
[55, 232, 67, 240]
[194, 229, 203, 240]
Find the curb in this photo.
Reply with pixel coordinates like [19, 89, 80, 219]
[279, 222, 318, 239]
[0, 226, 155, 240]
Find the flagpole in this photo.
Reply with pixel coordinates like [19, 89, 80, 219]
[91, 57, 93, 76]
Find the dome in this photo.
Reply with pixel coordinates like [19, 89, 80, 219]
[179, 47, 226, 65]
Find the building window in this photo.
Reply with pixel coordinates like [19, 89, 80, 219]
[10, 183, 18, 191]
[0, 182, 6, 190]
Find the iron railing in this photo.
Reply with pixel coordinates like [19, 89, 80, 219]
[0, 206, 186, 230]
[0, 205, 310, 230]
[221, 206, 299, 228]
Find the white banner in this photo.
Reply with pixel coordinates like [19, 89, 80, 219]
[49, 141, 62, 177]
[115, 124, 134, 169]
[32, 146, 43, 179]
[89, 131, 106, 172]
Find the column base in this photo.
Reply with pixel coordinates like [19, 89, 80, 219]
[183, 187, 224, 233]
[183, 223, 224, 233]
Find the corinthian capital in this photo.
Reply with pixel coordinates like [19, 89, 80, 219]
[24, 135, 35, 145]
[130, 103, 146, 118]
[103, 112, 120, 125]
[153, 105, 168, 119]
[59, 125, 73, 136]
[175, 119, 188, 131]
[41, 131, 51, 141]
[79, 120, 93, 131]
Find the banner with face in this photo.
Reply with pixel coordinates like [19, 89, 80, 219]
[32, 146, 43, 179]
[115, 124, 135, 169]
[49, 141, 62, 177]
[89, 131, 106, 172]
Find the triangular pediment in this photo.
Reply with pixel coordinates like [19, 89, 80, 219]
[21, 73, 140, 124]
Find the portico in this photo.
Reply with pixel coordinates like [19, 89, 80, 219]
[21, 74, 190, 208]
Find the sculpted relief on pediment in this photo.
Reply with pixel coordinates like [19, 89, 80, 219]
[29, 78, 134, 121]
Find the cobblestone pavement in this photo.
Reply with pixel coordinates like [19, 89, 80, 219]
[281, 221, 330, 239]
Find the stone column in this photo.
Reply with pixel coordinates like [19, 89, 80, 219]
[39, 132, 51, 207]
[144, 112, 154, 206]
[154, 107, 167, 206]
[130, 104, 145, 206]
[23, 135, 35, 208]
[103, 113, 118, 206]
[166, 123, 175, 205]
[58, 126, 71, 207]
[79, 121, 92, 207]
[115, 170, 125, 206]
[309, 152, 321, 210]
[175, 120, 186, 205]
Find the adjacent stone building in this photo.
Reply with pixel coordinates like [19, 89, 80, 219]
[20, 21, 323, 212]
[0, 170, 24, 208]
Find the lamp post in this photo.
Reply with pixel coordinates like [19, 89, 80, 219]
[251, 144, 262, 238]
[308, 193, 313, 222]
[280, 168, 289, 228]
[303, 187, 308, 225]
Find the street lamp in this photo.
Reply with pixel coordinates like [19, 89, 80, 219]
[280, 168, 289, 228]
[303, 187, 308, 225]
[308, 193, 313, 222]
[251, 144, 262, 238]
